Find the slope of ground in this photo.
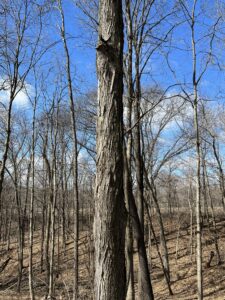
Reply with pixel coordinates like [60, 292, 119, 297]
[1, 214, 225, 299]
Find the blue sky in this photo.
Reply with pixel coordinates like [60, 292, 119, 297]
[56, 1, 97, 90]
[1, 0, 225, 173]
[3, 0, 225, 115]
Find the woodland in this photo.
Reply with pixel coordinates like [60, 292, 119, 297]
[1, 0, 225, 299]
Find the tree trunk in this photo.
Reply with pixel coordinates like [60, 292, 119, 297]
[145, 202, 172, 295]
[124, 1, 135, 298]
[48, 104, 59, 299]
[58, 2, 79, 297]
[144, 169, 170, 284]
[29, 95, 37, 300]
[204, 162, 221, 264]
[0, 97, 14, 240]
[94, 0, 126, 298]
[13, 170, 24, 293]
[211, 136, 225, 211]
[191, 2, 203, 297]
[123, 149, 154, 300]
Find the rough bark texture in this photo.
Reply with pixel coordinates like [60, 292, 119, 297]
[123, 148, 154, 300]
[94, 1, 126, 299]
[124, 1, 135, 298]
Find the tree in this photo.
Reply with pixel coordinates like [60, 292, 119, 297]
[58, 1, 79, 298]
[28, 71, 38, 300]
[0, 0, 43, 239]
[174, 1, 222, 298]
[94, 0, 126, 299]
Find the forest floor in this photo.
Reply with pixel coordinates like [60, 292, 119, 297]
[1, 212, 225, 299]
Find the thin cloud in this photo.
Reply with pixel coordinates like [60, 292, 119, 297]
[0, 77, 34, 108]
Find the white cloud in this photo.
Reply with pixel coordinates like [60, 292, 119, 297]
[0, 77, 34, 108]
[143, 95, 192, 133]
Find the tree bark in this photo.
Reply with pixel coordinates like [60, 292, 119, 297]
[191, 1, 203, 298]
[144, 168, 170, 284]
[58, 1, 79, 297]
[94, 1, 126, 299]
[123, 148, 154, 300]
[124, 1, 135, 298]
[29, 93, 37, 300]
